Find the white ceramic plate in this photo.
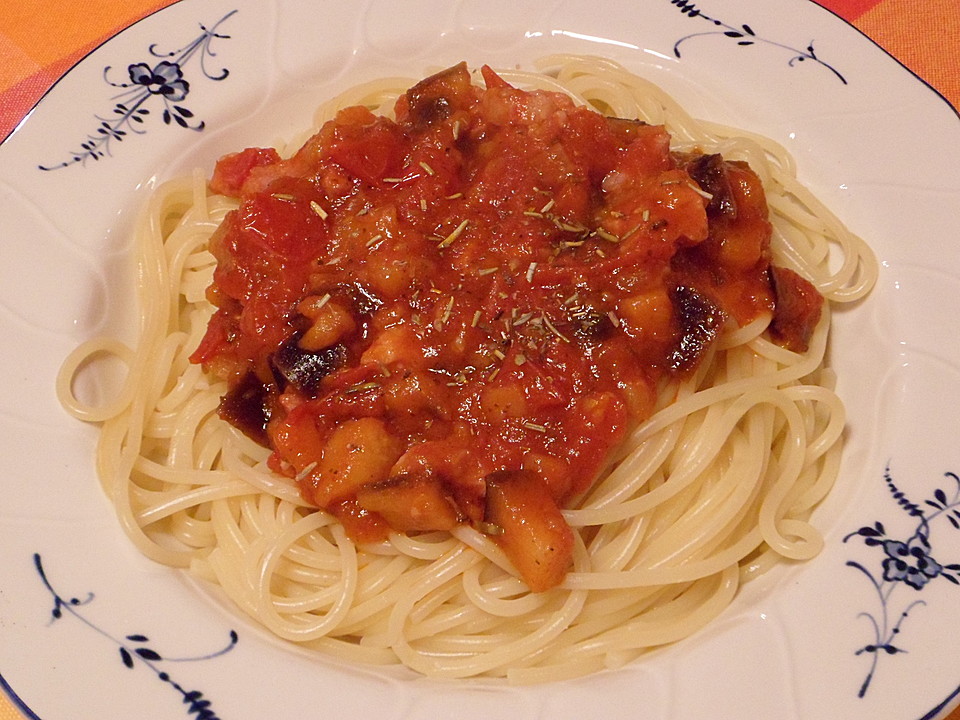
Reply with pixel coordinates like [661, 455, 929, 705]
[2, 1, 959, 718]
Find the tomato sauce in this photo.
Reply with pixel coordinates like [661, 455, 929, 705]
[191, 63, 821, 591]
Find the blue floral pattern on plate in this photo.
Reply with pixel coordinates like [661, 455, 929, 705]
[667, 0, 847, 84]
[39, 9, 237, 170]
[844, 467, 960, 697]
[34, 553, 238, 720]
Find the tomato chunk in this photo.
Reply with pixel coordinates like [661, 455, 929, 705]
[210, 147, 281, 197]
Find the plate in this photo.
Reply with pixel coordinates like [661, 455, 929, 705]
[2, 1, 959, 718]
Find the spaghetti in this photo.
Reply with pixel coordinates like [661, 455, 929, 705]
[58, 55, 876, 682]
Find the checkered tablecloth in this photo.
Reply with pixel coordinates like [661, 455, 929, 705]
[0, 1, 957, 719]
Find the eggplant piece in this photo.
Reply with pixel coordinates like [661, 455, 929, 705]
[769, 266, 823, 353]
[666, 285, 724, 372]
[218, 372, 271, 446]
[272, 333, 347, 396]
[483, 470, 574, 592]
[356, 471, 461, 532]
[404, 61, 472, 129]
[685, 153, 737, 219]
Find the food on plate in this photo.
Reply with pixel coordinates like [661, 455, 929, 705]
[59, 56, 876, 681]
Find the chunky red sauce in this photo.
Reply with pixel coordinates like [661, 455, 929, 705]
[191, 63, 821, 591]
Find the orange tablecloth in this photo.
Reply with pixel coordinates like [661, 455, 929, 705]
[0, 1, 957, 719]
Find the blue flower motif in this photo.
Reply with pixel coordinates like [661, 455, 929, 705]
[33, 553, 237, 720]
[845, 468, 960, 697]
[38, 10, 236, 170]
[668, 0, 848, 84]
[127, 61, 190, 101]
[881, 535, 943, 589]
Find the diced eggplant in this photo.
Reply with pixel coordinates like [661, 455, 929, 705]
[356, 471, 461, 532]
[271, 333, 347, 395]
[769, 266, 823, 352]
[483, 470, 574, 592]
[218, 372, 271, 445]
[666, 285, 724, 372]
[685, 153, 737, 219]
[404, 62, 471, 129]
[310, 418, 403, 507]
